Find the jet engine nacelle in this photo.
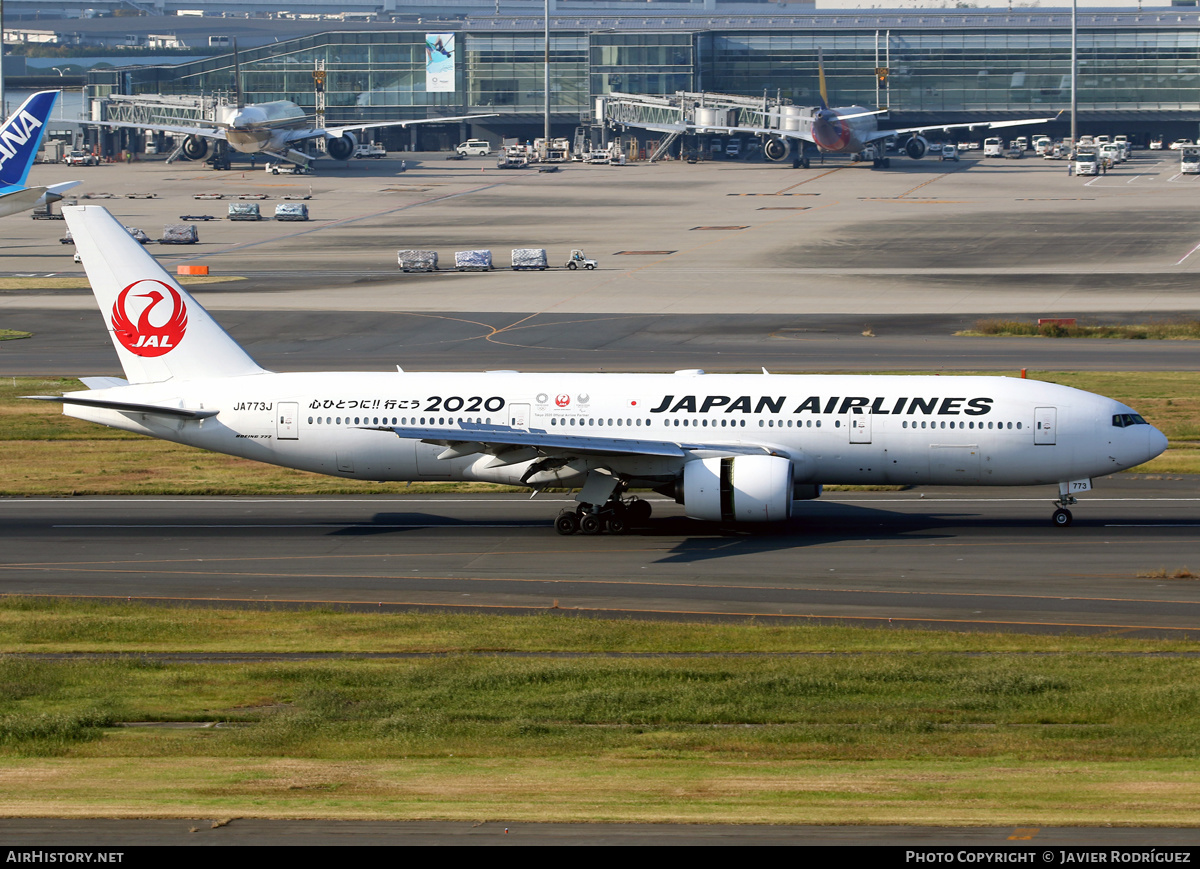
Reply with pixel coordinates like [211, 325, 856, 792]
[326, 133, 357, 161]
[678, 454, 794, 523]
[904, 135, 929, 159]
[762, 137, 792, 162]
[181, 135, 210, 161]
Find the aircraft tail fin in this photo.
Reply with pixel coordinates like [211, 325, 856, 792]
[0, 91, 58, 191]
[817, 48, 830, 110]
[233, 38, 244, 110]
[63, 205, 266, 385]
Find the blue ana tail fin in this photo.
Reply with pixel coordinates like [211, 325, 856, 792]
[0, 91, 58, 191]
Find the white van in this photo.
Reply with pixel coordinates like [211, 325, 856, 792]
[456, 139, 491, 156]
[983, 137, 1004, 157]
[1180, 146, 1200, 174]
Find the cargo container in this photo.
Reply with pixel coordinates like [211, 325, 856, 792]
[455, 250, 493, 271]
[397, 250, 439, 272]
[227, 202, 262, 221]
[160, 225, 199, 244]
[274, 203, 309, 221]
[511, 248, 548, 270]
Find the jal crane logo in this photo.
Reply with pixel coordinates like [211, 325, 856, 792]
[110, 280, 189, 357]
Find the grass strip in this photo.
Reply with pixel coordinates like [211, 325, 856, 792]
[960, 319, 1200, 339]
[0, 600, 1198, 823]
[0, 331, 30, 342]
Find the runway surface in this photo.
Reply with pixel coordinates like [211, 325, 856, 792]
[4, 476, 1199, 636]
[3, 309, 1199, 375]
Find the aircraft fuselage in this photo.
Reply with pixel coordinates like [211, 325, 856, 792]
[64, 371, 1166, 491]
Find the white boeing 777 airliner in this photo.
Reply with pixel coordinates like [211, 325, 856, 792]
[31, 206, 1167, 534]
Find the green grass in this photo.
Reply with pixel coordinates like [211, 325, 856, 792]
[961, 319, 1200, 339]
[0, 331, 30, 341]
[0, 600, 1199, 823]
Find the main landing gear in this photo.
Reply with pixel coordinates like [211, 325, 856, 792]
[555, 497, 653, 536]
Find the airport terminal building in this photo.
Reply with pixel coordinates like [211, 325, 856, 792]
[88, 9, 1200, 149]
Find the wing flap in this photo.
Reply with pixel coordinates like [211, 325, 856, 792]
[363, 420, 770, 462]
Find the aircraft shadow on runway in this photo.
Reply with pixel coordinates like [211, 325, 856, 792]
[326, 503, 1071, 565]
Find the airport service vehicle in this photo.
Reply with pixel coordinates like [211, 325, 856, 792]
[1095, 135, 1111, 146]
[619, 52, 1054, 169]
[33, 206, 1168, 534]
[1098, 143, 1119, 167]
[353, 143, 386, 159]
[91, 44, 492, 169]
[1169, 139, 1193, 150]
[1014, 136, 1029, 151]
[939, 144, 959, 161]
[456, 139, 492, 156]
[1006, 143, 1024, 159]
[1074, 150, 1099, 176]
[1180, 146, 1200, 174]
[0, 92, 82, 220]
[1034, 136, 1052, 156]
[565, 250, 597, 270]
[983, 137, 1004, 157]
[265, 161, 312, 175]
[1150, 137, 1164, 150]
[63, 150, 99, 167]
[724, 139, 742, 158]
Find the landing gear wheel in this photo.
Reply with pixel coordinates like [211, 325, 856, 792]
[627, 499, 653, 525]
[579, 513, 604, 535]
[801, 157, 810, 168]
[606, 514, 628, 535]
[1052, 508, 1073, 528]
[555, 512, 579, 535]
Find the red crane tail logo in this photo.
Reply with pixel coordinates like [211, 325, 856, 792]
[110, 280, 188, 357]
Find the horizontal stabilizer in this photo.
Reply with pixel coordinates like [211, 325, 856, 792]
[25, 394, 219, 419]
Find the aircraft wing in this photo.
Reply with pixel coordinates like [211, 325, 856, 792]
[91, 119, 228, 141]
[864, 113, 1061, 143]
[286, 114, 499, 144]
[366, 419, 770, 464]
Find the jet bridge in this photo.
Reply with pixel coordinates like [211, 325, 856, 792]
[96, 94, 229, 164]
[597, 90, 799, 161]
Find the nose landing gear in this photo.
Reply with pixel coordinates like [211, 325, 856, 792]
[1051, 480, 1086, 527]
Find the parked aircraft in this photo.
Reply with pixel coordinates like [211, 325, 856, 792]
[31, 206, 1166, 534]
[633, 54, 1058, 168]
[0, 91, 81, 220]
[93, 47, 494, 167]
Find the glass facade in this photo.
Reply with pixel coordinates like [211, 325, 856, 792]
[466, 34, 589, 112]
[703, 29, 1200, 114]
[117, 16, 1200, 128]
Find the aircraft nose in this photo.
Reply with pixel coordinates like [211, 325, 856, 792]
[1148, 426, 1169, 462]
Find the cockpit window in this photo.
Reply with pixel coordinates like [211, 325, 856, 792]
[1112, 413, 1148, 428]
